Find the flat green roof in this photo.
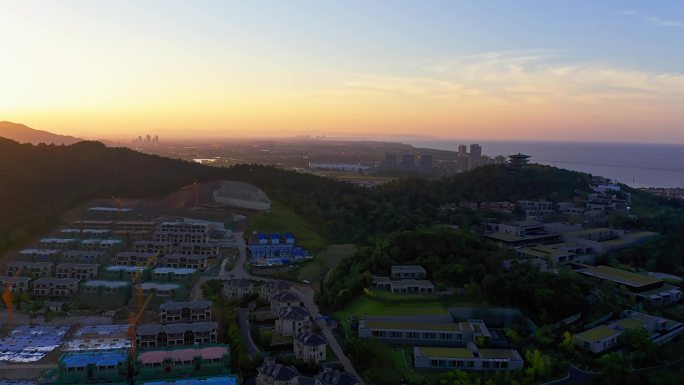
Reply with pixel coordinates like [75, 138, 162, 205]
[575, 326, 621, 343]
[485, 233, 524, 242]
[418, 347, 474, 359]
[364, 320, 466, 332]
[627, 231, 659, 238]
[518, 245, 573, 259]
[570, 227, 611, 236]
[636, 283, 679, 296]
[478, 349, 519, 360]
[578, 265, 662, 287]
[615, 319, 643, 330]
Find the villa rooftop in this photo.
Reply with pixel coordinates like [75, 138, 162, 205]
[577, 265, 662, 288]
[575, 326, 621, 343]
[416, 347, 473, 359]
[478, 349, 520, 360]
[139, 376, 236, 385]
[139, 282, 181, 290]
[152, 267, 198, 275]
[363, 320, 472, 332]
[84, 280, 131, 288]
[136, 345, 227, 365]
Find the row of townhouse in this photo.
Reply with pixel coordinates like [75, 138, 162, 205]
[102, 265, 199, 285]
[61, 250, 108, 263]
[78, 280, 187, 307]
[154, 231, 210, 244]
[32, 277, 81, 297]
[73, 219, 157, 232]
[132, 345, 231, 381]
[7, 261, 100, 279]
[54, 345, 233, 384]
[159, 219, 212, 234]
[59, 228, 112, 238]
[113, 252, 210, 271]
[132, 241, 220, 257]
[136, 322, 218, 348]
[221, 279, 295, 301]
[159, 300, 212, 324]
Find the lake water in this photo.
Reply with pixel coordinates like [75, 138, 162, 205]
[404, 140, 684, 188]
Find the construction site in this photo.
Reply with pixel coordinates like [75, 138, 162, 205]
[0, 188, 246, 385]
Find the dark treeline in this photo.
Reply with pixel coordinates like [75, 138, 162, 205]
[2, 138, 683, 325]
[0, 139, 215, 254]
[0, 137, 591, 255]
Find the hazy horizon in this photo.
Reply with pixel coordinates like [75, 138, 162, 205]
[2, 1, 684, 143]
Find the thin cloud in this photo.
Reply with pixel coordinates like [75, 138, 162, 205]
[644, 16, 684, 27]
[621, 10, 684, 27]
[323, 51, 684, 110]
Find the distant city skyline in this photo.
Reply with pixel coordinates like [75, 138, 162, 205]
[1, 1, 683, 143]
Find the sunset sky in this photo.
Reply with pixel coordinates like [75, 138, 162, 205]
[1, 1, 683, 142]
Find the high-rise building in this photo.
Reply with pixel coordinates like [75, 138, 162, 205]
[458, 144, 468, 157]
[400, 154, 416, 170]
[469, 144, 482, 159]
[456, 156, 470, 171]
[419, 154, 433, 172]
[383, 154, 397, 169]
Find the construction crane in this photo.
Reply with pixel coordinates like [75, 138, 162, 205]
[127, 291, 155, 362]
[131, 253, 159, 309]
[2, 267, 23, 329]
[111, 195, 125, 219]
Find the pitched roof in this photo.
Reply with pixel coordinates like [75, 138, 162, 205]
[279, 306, 310, 320]
[271, 291, 299, 302]
[137, 346, 228, 364]
[263, 281, 291, 291]
[258, 362, 300, 381]
[137, 322, 218, 335]
[61, 350, 128, 368]
[316, 371, 360, 385]
[223, 278, 253, 288]
[160, 301, 212, 311]
[295, 332, 325, 346]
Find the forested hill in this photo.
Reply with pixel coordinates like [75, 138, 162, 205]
[0, 121, 84, 145]
[0, 137, 597, 255]
[0, 138, 219, 253]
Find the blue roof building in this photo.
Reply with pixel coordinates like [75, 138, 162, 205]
[57, 350, 128, 384]
[139, 375, 237, 385]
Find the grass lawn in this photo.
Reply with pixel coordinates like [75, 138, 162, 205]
[332, 291, 478, 325]
[298, 244, 356, 291]
[246, 203, 328, 254]
[372, 346, 427, 385]
[325, 345, 338, 362]
[258, 327, 273, 348]
[659, 336, 684, 364]
[271, 331, 293, 346]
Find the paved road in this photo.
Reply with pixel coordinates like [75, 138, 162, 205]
[237, 307, 262, 358]
[540, 365, 600, 385]
[226, 232, 365, 384]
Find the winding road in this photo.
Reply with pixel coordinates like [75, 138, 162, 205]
[192, 232, 364, 384]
